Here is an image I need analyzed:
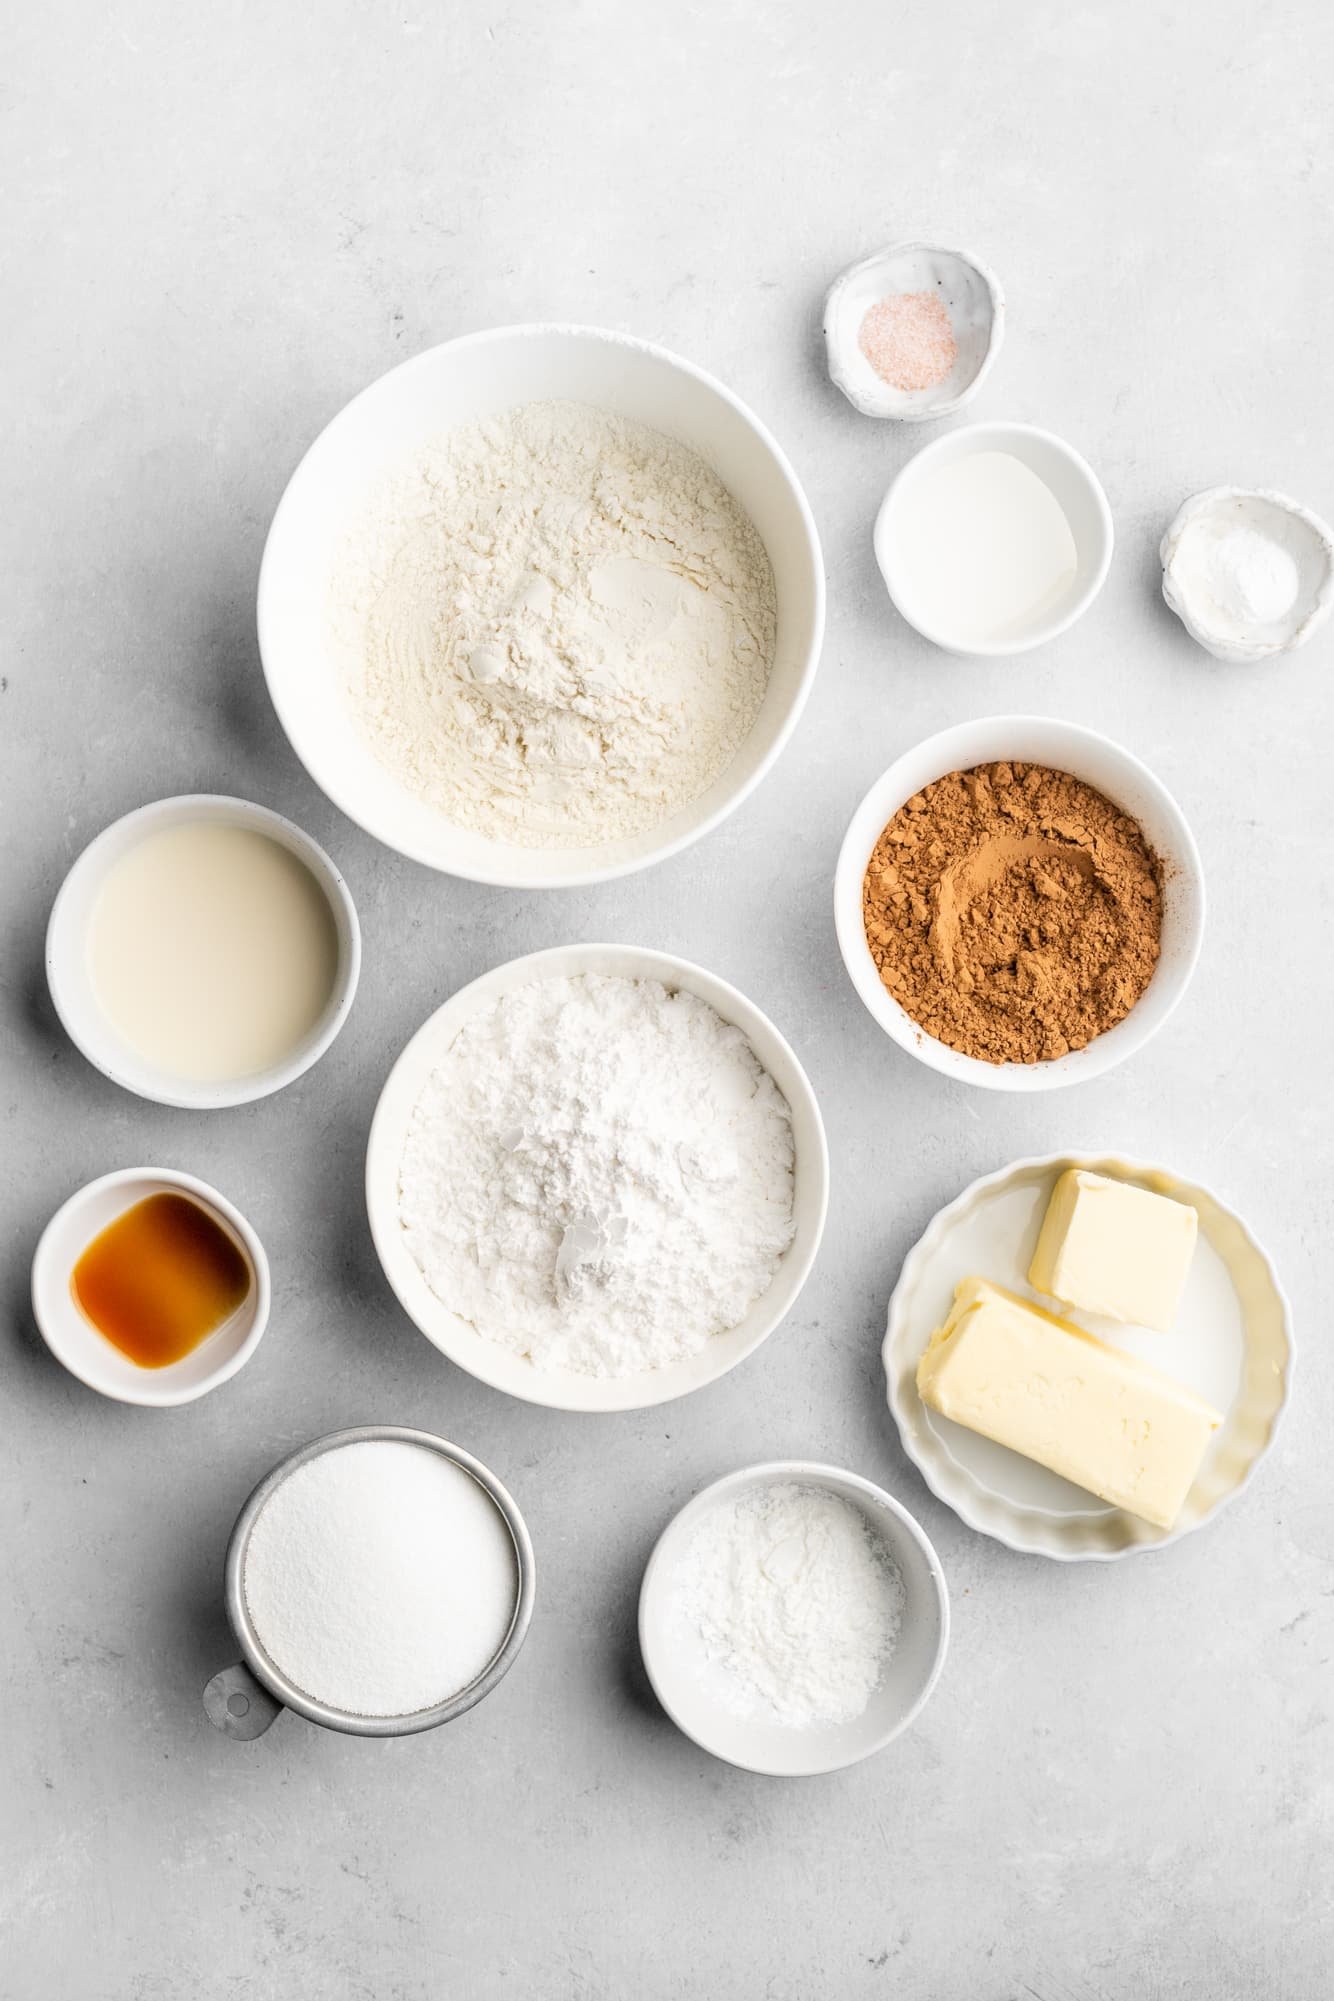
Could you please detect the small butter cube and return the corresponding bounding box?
[1028,1169,1197,1331]
[916,1277,1221,1530]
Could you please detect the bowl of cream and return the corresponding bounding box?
[874,420,1114,656]
[46,794,360,1109]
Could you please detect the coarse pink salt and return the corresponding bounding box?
[858,292,957,393]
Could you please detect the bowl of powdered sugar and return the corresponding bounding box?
[366,944,829,1412]
[639,1462,949,1776]
[258,325,824,886]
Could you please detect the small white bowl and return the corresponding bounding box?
[638,1461,950,1776]
[823,241,1004,421]
[1161,486,1334,662]
[883,1153,1294,1560]
[31,1167,271,1407]
[258,324,825,888]
[366,944,829,1413]
[46,794,361,1110]
[834,716,1206,1092]
[875,421,1113,655]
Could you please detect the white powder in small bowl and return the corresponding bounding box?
[666,1482,904,1728]
[243,1441,518,1718]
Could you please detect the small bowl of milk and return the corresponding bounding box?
[46,794,360,1108]
[875,421,1114,656]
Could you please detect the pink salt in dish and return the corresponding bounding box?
[858,293,957,393]
[823,242,1004,422]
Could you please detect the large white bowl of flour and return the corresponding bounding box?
[366,944,829,1412]
[258,326,825,886]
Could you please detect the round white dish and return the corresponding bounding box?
[46,794,360,1111]
[883,1152,1293,1560]
[365,943,829,1414]
[834,715,1206,1092]
[823,241,1004,421]
[874,421,1113,655]
[257,323,825,888]
[31,1167,271,1407]
[638,1461,949,1776]
[1160,485,1334,662]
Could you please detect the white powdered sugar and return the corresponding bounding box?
[397,974,796,1378]
[668,1483,904,1728]
[334,400,777,848]
[242,1442,518,1719]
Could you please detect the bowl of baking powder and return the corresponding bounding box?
[258,325,824,887]
[638,1461,950,1776]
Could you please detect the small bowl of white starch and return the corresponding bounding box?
[638,1462,949,1776]
[203,1427,535,1739]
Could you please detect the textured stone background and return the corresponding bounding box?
[3,2,1331,1994]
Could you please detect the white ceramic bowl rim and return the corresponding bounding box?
[833,715,1206,1093]
[45,793,361,1110]
[30,1166,272,1407]
[257,322,826,889]
[365,943,830,1412]
[882,1150,1295,1561]
[638,1459,951,1775]
[874,420,1114,656]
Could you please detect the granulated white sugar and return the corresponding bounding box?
[242,1441,518,1718]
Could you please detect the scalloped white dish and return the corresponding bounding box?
[883,1153,1292,1560]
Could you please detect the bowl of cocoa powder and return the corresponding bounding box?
[834,717,1205,1090]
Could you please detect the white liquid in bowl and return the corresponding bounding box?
[894,450,1078,645]
[87,822,340,1082]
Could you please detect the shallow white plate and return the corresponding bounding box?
[366,944,829,1413]
[638,1461,949,1777]
[884,1153,1292,1560]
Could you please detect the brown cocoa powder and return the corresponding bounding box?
[862,761,1163,1064]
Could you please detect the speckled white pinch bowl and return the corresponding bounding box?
[1160,485,1334,662]
[638,1461,950,1776]
[834,716,1206,1092]
[365,944,829,1413]
[258,324,825,888]
[823,241,1004,421]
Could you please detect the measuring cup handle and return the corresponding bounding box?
[204,1662,283,1740]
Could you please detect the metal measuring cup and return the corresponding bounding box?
[204,1425,536,1740]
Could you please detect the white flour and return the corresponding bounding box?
[334,401,777,848]
[397,974,796,1377]
[242,1442,517,1718]
[668,1483,904,1727]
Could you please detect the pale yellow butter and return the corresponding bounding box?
[916,1277,1221,1530]
[1028,1169,1198,1332]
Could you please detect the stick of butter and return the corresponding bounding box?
[1028,1169,1198,1331]
[916,1277,1221,1529]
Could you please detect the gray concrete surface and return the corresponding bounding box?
[3,3,1332,1995]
